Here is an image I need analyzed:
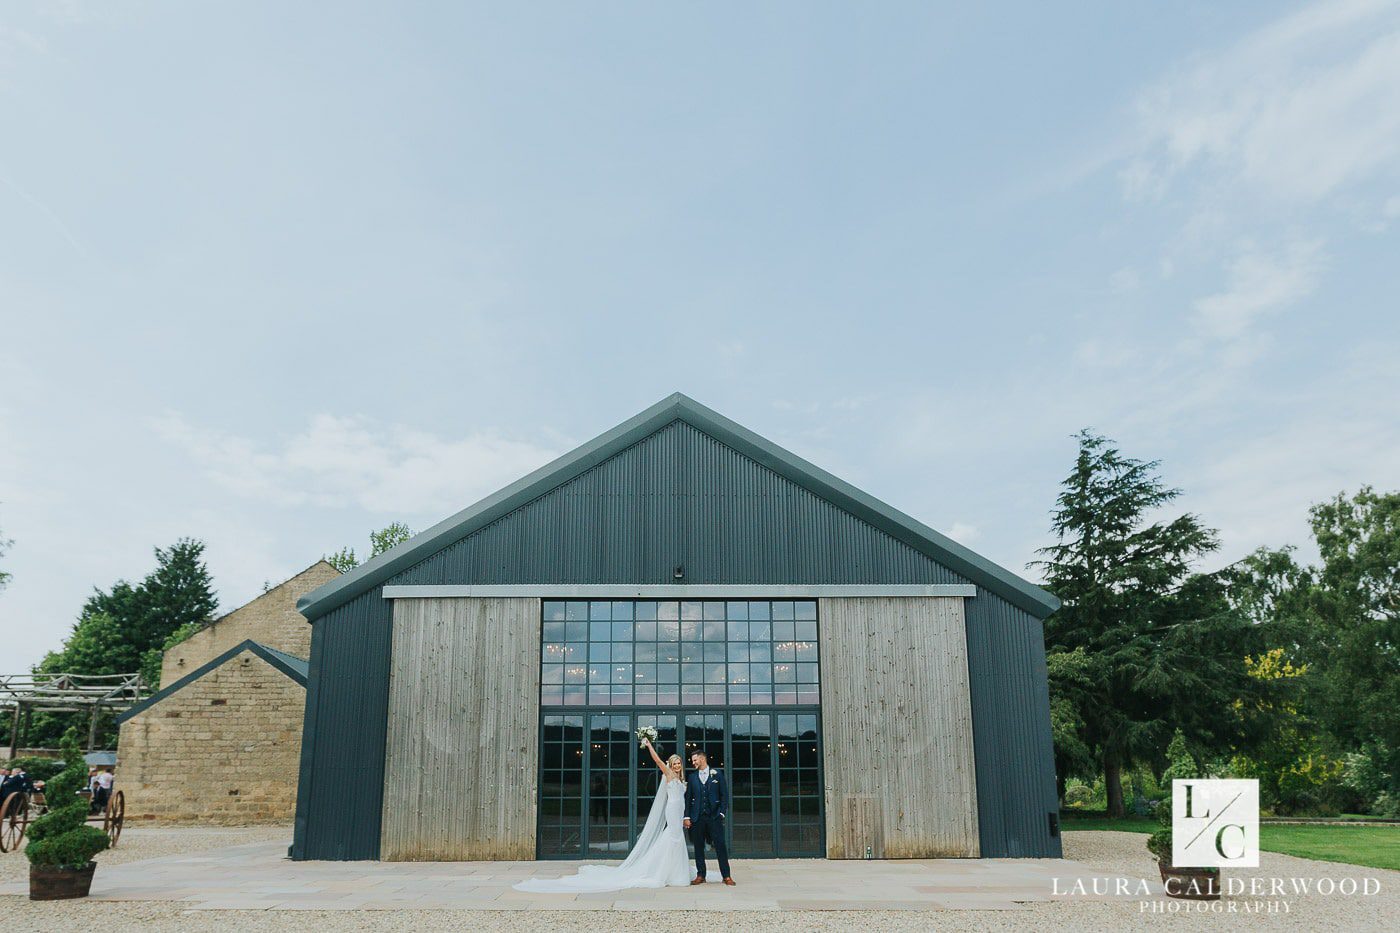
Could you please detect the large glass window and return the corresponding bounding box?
[729,713,774,854]
[538,709,822,858]
[541,599,820,707]
[587,714,632,857]
[776,713,822,854]
[538,715,584,856]
[537,599,823,859]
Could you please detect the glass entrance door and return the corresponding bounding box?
[538,598,823,859]
[728,713,774,855]
[538,708,822,858]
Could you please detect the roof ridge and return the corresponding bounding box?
[116,639,308,724]
[296,393,1059,621]
[201,559,341,629]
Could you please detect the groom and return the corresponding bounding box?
[683,750,735,885]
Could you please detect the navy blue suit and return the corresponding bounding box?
[684,768,731,880]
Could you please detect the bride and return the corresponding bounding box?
[514,737,692,892]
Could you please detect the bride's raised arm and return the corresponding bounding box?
[641,737,668,774]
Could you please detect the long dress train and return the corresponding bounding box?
[514,777,692,892]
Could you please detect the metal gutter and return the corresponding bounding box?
[381,584,978,599]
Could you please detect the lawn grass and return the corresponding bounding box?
[1060,813,1156,833]
[1260,825,1400,872]
[1060,811,1400,871]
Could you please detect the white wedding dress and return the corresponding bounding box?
[514,776,692,892]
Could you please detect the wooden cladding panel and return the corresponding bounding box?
[380,597,540,860]
[819,597,980,858]
[840,794,884,859]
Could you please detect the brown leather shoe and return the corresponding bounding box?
[690,877,706,885]
[723,877,736,886]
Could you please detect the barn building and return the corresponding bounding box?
[292,394,1061,861]
[116,561,339,823]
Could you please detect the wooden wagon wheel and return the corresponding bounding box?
[103,790,125,847]
[0,793,29,853]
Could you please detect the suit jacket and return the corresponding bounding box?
[684,769,728,823]
[0,774,30,798]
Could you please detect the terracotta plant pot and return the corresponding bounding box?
[29,862,97,900]
[1157,859,1221,900]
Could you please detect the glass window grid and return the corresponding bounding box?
[538,708,823,859]
[542,599,819,708]
[538,714,585,856]
[586,714,633,857]
[775,713,822,853]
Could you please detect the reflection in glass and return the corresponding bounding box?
[541,599,819,708]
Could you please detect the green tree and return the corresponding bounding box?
[157,620,204,657]
[1214,499,1400,814]
[324,546,357,574]
[1037,431,1275,816]
[1228,648,1342,814]
[1046,648,1097,804]
[370,521,412,555]
[31,539,217,746]
[41,539,218,674]
[1161,729,1197,783]
[1308,487,1400,800]
[325,522,413,572]
[38,612,127,676]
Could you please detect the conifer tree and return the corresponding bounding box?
[1037,431,1271,816]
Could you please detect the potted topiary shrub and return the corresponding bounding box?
[25,740,110,900]
[1147,797,1221,900]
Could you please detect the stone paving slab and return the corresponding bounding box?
[0,838,1161,911]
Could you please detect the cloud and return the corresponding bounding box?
[1075,337,1138,369]
[151,413,560,516]
[0,169,89,256]
[1076,0,1400,390]
[1192,240,1326,339]
[771,399,820,414]
[1128,0,1400,202]
[832,395,875,412]
[1108,268,1141,293]
[1181,403,1400,563]
[948,522,980,544]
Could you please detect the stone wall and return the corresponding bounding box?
[118,650,305,823]
[161,561,337,688]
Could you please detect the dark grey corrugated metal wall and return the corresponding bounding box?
[292,590,392,860]
[963,590,1062,857]
[293,418,1059,859]
[395,422,967,586]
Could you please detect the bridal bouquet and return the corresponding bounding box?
[636,725,659,746]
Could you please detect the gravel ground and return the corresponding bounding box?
[2,827,1395,931]
[0,824,291,885]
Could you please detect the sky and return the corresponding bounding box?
[2,1,1399,673]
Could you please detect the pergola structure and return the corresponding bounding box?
[2,672,147,759]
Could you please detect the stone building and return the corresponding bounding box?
[160,561,338,687]
[115,561,338,823]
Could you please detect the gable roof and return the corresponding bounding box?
[191,560,339,636]
[116,640,308,724]
[297,393,1060,621]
